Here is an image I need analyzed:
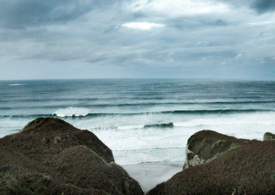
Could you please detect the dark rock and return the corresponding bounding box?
[3,117,114,163]
[148,131,275,195]
[183,130,249,169]
[263,132,275,141]
[0,117,144,195]
[144,122,174,128]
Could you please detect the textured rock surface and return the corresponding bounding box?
[148,131,275,195]
[263,132,275,141]
[0,117,144,195]
[183,130,249,169]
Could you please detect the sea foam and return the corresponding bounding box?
[9,83,25,86]
[54,107,90,117]
[1,79,275,165]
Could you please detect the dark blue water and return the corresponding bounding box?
[1,79,275,164]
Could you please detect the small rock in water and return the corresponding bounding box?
[144,122,174,128]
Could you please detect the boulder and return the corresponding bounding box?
[148,131,275,195]
[263,132,275,141]
[183,130,249,169]
[0,117,144,195]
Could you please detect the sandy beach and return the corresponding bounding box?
[122,162,183,193]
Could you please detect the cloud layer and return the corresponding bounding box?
[252,0,275,14]
[0,0,275,79]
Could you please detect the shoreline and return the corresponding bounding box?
[121,162,183,193]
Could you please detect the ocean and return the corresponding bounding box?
[0,79,275,165]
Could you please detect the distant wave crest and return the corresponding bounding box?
[9,83,25,86]
[0,108,273,119]
[53,107,90,117]
[163,109,273,114]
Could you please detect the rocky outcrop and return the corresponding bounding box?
[144,122,174,128]
[0,117,144,195]
[264,132,275,141]
[183,130,249,169]
[148,131,275,195]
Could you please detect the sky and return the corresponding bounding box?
[0,0,275,80]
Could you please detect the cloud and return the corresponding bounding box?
[251,0,275,14]
[128,0,230,15]
[235,53,243,60]
[0,0,116,29]
[214,0,275,14]
[0,0,275,80]
[122,22,165,30]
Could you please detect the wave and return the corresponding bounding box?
[54,107,90,117]
[201,100,275,105]
[80,109,269,117]
[2,99,275,106]
[161,109,274,114]
[9,84,25,86]
[2,101,275,113]
[84,100,275,107]
[0,108,273,119]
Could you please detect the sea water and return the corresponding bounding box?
[0,79,275,165]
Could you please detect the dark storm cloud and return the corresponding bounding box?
[214,0,275,13]
[0,0,275,80]
[0,0,117,29]
[251,0,275,14]
[166,17,228,30]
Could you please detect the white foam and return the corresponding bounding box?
[175,112,275,140]
[9,84,25,86]
[2,111,274,165]
[54,107,90,117]
[0,117,31,138]
[113,147,185,165]
[79,112,275,164]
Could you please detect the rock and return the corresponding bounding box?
[144,122,174,128]
[183,130,249,169]
[4,117,114,163]
[51,145,143,195]
[264,132,275,141]
[0,117,144,195]
[148,131,275,195]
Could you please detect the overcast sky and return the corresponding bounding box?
[1,0,275,80]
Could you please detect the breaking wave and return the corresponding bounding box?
[53,107,90,117]
[0,108,273,119]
